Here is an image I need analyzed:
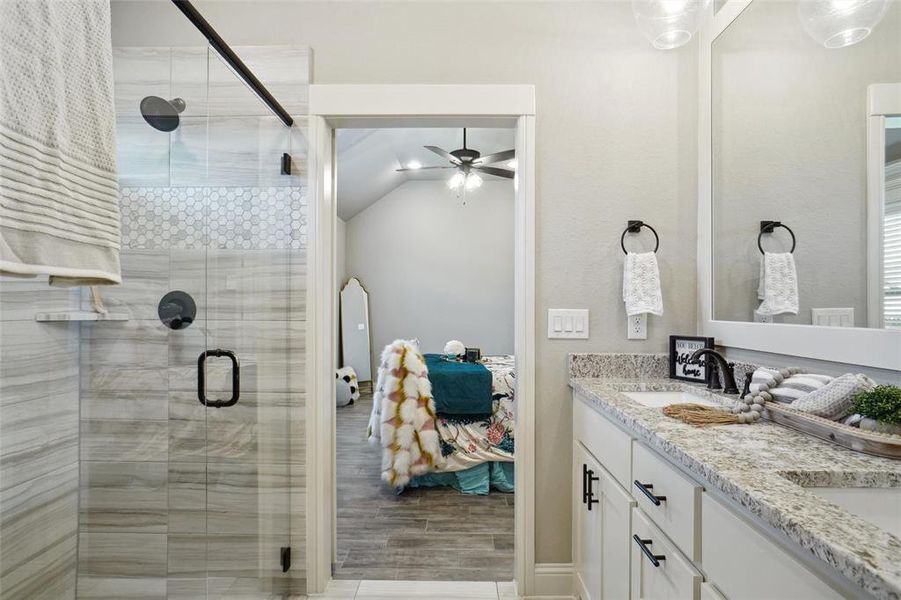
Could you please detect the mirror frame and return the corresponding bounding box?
[697,0,901,370]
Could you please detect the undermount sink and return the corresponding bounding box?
[622,391,722,408]
[805,486,901,539]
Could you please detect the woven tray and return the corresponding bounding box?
[764,401,901,460]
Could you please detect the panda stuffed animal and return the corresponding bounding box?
[336,367,360,407]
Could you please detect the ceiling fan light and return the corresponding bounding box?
[631,0,710,50]
[798,0,889,48]
[406,160,422,170]
[447,171,466,190]
[465,173,483,191]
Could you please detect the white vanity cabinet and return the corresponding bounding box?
[572,393,636,600]
[701,494,846,600]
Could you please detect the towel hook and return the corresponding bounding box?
[621,220,659,254]
[757,221,796,254]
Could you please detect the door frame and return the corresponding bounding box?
[305,84,537,596]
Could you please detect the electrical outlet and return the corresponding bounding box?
[627,314,647,340]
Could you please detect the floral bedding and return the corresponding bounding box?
[433,355,515,473]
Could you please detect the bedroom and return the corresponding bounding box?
[334,127,516,581]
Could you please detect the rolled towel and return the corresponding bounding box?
[756,252,799,316]
[791,373,877,420]
[623,251,663,316]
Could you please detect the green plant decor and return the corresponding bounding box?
[852,385,901,425]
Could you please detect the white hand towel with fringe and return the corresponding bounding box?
[756,252,798,316]
[623,251,663,316]
[0,0,121,286]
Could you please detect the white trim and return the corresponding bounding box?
[529,563,575,599]
[866,84,901,329]
[697,1,901,370]
[305,84,538,596]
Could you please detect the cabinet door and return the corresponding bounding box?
[573,441,603,600]
[600,469,636,600]
[701,494,845,600]
[631,507,701,600]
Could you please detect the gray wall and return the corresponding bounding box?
[0,278,80,599]
[111,0,699,564]
[344,180,515,360]
[712,0,901,326]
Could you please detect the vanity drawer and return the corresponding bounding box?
[573,391,632,488]
[631,442,702,560]
[630,507,702,600]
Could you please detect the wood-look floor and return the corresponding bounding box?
[335,392,514,581]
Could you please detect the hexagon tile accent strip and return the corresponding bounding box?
[119,186,307,250]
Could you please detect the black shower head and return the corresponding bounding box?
[140,96,186,132]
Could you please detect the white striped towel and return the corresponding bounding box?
[0,0,121,286]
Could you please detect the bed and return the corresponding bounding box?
[407,354,515,495]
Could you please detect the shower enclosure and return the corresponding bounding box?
[0,35,309,600]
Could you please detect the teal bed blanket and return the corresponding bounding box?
[424,353,493,417]
[407,462,514,495]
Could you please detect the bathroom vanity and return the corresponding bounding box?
[569,372,901,600]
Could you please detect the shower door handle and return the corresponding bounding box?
[197,349,240,408]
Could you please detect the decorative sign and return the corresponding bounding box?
[669,336,715,383]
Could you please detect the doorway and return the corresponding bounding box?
[305,85,536,596]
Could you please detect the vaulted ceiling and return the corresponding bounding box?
[335,127,515,221]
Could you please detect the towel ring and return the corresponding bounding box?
[621,220,659,254]
[757,221,796,254]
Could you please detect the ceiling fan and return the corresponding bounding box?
[396,128,515,190]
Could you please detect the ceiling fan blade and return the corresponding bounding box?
[424,145,462,165]
[395,166,456,172]
[474,166,515,179]
[473,149,516,166]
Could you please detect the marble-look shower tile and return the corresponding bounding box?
[78,532,167,578]
[80,420,168,462]
[112,47,172,119]
[0,533,77,600]
[167,462,206,534]
[0,390,78,491]
[171,116,261,187]
[204,46,310,118]
[205,463,295,535]
[79,462,167,533]
[76,575,166,599]
[0,275,79,320]
[82,251,169,318]
[170,47,208,120]
[116,118,170,187]
[0,463,78,590]
[81,366,169,394]
[169,534,292,579]
[0,319,79,405]
[80,320,169,368]
[168,391,304,464]
[80,390,168,421]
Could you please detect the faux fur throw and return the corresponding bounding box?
[368,340,443,487]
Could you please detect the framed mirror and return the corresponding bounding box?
[699,0,901,369]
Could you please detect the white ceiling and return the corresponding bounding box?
[335,127,515,220]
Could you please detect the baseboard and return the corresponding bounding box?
[526,563,574,599]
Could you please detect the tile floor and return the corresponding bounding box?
[311,579,518,599]
[335,393,514,581]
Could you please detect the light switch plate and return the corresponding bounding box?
[548,309,589,339]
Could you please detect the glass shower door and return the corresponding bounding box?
[195,45,305,597]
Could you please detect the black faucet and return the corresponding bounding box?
[689,348,739,394]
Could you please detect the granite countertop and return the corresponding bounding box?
[571,376,901,600]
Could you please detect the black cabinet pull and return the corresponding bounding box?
[633,535,665,567]
[634,480,666,506]
[197,349,240,408]
[586,468,600,510]
[581,464,589,505]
